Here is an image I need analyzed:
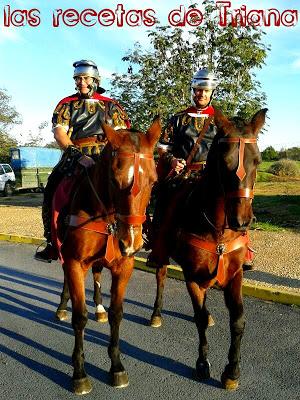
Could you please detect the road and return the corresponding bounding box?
[0,241,299,400]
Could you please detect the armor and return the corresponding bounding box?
[159,105,216,166]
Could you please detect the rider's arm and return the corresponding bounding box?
[160,116,186,173]
[53,126,73,150]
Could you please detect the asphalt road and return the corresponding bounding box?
[0,241,299,400]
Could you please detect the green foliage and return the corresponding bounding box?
[110,0,269,130]
[268,159,299,177]
[261,146,279,161]
[278,147,300,161]
[0,88,20,160]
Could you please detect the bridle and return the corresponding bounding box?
[113,150,155,226]
[68,148,155,263]
[183,135,258,286]
[218,137,257,200]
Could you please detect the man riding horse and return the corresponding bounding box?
[147,67,254,270]
[35,60,130,262]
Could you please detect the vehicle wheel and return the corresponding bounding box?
[4,183,14,197]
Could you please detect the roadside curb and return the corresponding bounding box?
[1,233,299,307]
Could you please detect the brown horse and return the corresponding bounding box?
[57,118,160,394]
[149,108,267,390]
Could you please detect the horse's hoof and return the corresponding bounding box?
[208,314,215,327]
[196,359,211,380]
[73,377,92,395]
[111,371,129,388]
[221,372,239,390]
[55,309,68,321]
[95,311,108,323]
[149,316,162,328]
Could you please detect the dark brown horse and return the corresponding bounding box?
[149,108,267,390]
[56,118,160,394]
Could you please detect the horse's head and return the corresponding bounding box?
[211,108,267,232]
[102,117,161,256]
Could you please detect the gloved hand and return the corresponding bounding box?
[78,155,95,168]
[171,157,186,174]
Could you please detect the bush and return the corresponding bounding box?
[268,159,299,177]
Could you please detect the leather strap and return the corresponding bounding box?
[73,136,106,147]
[116,214,147,225]
[226,188,254,199]
[116,151,154,197]
[186,116,213,166]
[68,215,115,263]
[218,137,257,181]
[184,231,248,286]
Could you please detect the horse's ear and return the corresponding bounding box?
[146,115,161,147]
[251,108,268,136]
[213,108,230,131]
[102,123,123,148]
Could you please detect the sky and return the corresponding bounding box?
[0,0,299,151]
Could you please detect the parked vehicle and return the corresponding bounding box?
[10,147,62,192]
[0,163,16,196]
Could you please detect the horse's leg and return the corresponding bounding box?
[108,259,134,388]
[150,265,168,328]
[55,275,70,321]
[186,280,211,380]
[92,263,108,323]
[221,270,245,390]
[65,260,92,395]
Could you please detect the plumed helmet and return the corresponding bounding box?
[191,68,218,90]
[73,60,105,94]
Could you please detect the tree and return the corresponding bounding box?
[23,121,48,147]
[261,146,279,161]
[278,147,300,161]
[110,0,269,130]
[0,88,21,161]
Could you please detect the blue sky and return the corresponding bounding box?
[0,0,299,150]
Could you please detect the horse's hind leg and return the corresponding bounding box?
[55,276,70,321]
[186,281,211,380]
[65,260,92,395]
[221,270,245,390]
[150,265,168,328]
[92,263,108,323]
[108,259,134,388]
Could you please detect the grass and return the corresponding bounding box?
[253,181,300,233]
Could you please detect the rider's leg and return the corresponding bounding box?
[243,232,254,271]
[35,166,64,262]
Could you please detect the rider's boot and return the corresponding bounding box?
[243,241,255,271]
[35,242,59,263]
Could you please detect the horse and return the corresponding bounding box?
[56,118,160,394]
[148,108,267,390]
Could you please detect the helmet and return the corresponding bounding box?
[73,60,105,95]
[73,60,100,81]
[191,67,217,107]
[191,68,218,90]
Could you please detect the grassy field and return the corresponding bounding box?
[253,179,300,233]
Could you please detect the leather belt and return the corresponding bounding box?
[73,136,106,155]
[186,161,206,172]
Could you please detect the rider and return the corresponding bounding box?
[35,60,130,262]
[147,67,254,270]
[157,67,217,177]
